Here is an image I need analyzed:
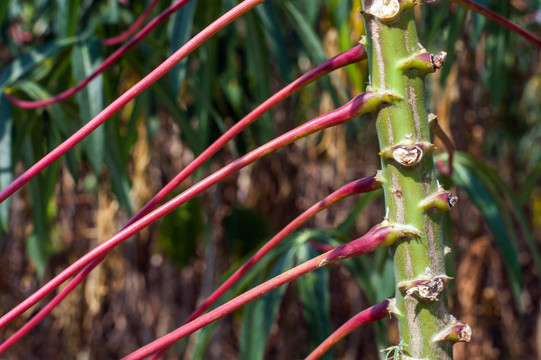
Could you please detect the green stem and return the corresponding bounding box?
[360,1,455,358]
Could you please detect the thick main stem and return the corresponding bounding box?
[361,1,453,359]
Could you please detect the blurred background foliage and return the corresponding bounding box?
[0,0,540,359]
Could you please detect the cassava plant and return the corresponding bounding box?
[0,0,540,359]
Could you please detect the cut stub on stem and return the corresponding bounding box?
[363,0,410,22]
[398,268,453,302]
[379,140,436,167]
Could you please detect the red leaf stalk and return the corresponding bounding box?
[101,0,161,46]
[305,299,391,360]
[5,0,191,109]
[0,91,383,352]
[131,44,366,230]
[122,224,407,360]
[0,45,367,353]
[150,175,379,359]
[309,240,336,253]
[450,0,541,48]
[0,0,264,204]
[185,176,379,323]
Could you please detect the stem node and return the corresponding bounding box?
[378,221,421,247]
[363,0,412,22]
[419,190,458,212]
[432,317,472,343]
[398,268,453,302]
[375,169,386,184]
[397,51,448,77]
[379,140,435,167]
[387,297,403,318]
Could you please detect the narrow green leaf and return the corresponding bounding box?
[167,0,198,95]
[281,0,326,63]
[244,11,273,143]
[0,1,9,27]
[104,124,135,215]
[254,2,292,83]
[106,0,120,24]
[519,161,541,206]
[191,322,218,360]
[425,2,451,48]
[336,190,382,235]
[454,152,541,292]
[124,49,201,154]
[0,94,13,231]
[13,80,81,180]
[12,81,71,136]
[157,198,203,267]
[0,37,80,88]
[280,0,343,106]
[297,243,332,360]
[453,155,523,304]
[23,139,54,278]
[193,46,214,152]
[66,0,82,37]
[303,0,322,26]
[193,233,301,359]
[224,207,274,259]
[239,246,296,360]
[313,232,392,351]
[54,0,81,37]
[488,22,509,106]
[154,79,201,154]
[440,6,467,85]
[71,35,105,174]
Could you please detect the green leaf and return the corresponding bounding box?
[244,11,273,143]
[439,6,467,85]
[0,1,9,27]
[167,0,198,95]
[0,94,13,232]
[453,152,541,297]
[239,245,297,360]
[104,127,135,215]
[453,153,523,305]
[425,2,451,48]
[519,162,541,206]
[0,37,80,88]
[487,20,509,106]
[192,322,218,360]
[12,80,81,180]
[194,230,327,359]
[157,198,203,268]
[297,243,332,360]
[280,0,325,62]
[336,190,382,235]
[23,138,55,278]
[147,76,200,155]
[279,0,343,106]
[53,0,81,37]
[254,2,292,83]
[224,207,274,260]
[309,231,392,351]
[71,35,105,174]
